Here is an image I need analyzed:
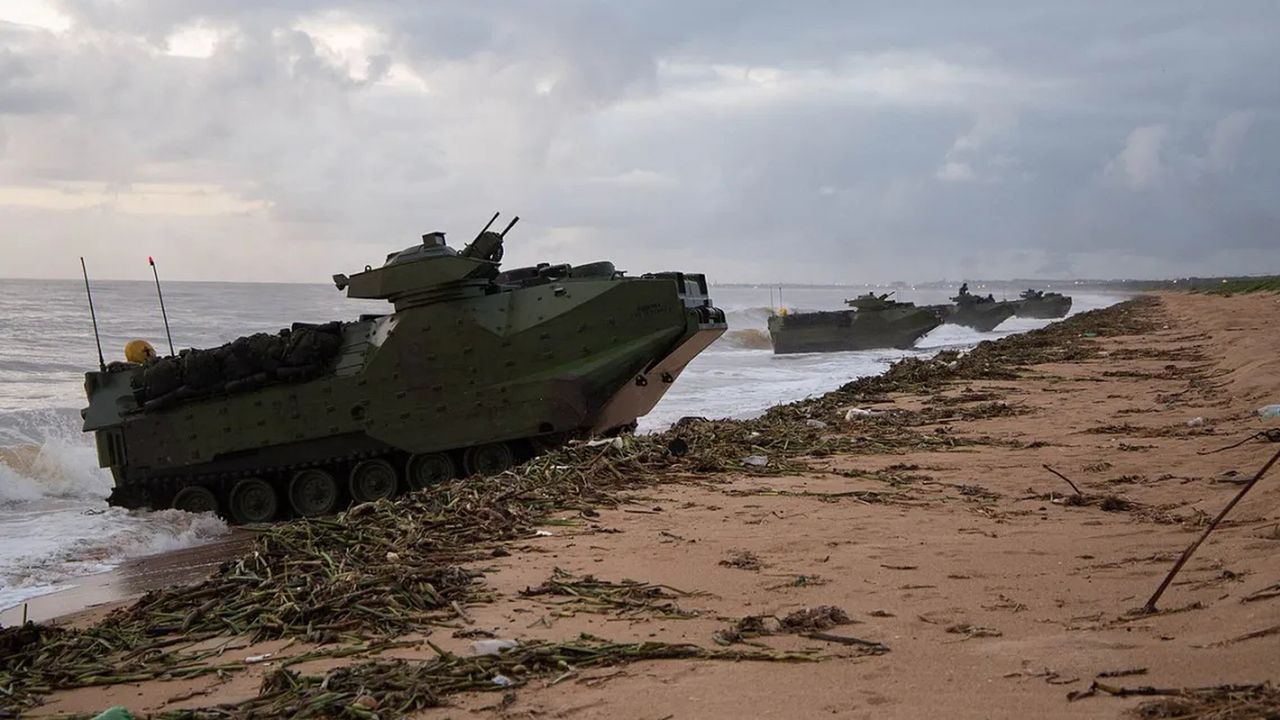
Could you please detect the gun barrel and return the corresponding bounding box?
[499,216,520,237]
[474,211,500,241]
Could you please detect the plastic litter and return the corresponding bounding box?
[1187,416,1206,427]
[92,709,135,720]
[244,653,274,664]
[470,639,519,656]
[1258,404,1280,419]
[491,674,514,687]
[844,408,880,420]
[805,419,828,429]
[741,455,769,467]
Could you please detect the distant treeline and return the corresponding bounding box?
[1105,276,1280,295]
[712,276,1280,294]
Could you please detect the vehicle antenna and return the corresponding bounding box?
[148,256,176,356]
[770,286,775,312]
[80,257,106,371]
[474,211,500,242]
[499,215,520,237]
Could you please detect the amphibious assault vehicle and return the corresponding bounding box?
[767,292,941,354]
[81,217,726,523]
[1014,289,1072,319]
[929,285,1017,332]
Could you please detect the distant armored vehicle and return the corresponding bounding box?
[81,216,726,523]
[767,292,941,354]
[1014,289,1072,319]
[928,284,1017,332]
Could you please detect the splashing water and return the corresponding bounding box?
[0,408,229,610]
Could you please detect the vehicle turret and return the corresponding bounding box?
[333,220,514,310]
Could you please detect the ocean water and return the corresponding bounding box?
[0,277,1124,612]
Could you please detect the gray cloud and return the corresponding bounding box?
[0,1,1277,283]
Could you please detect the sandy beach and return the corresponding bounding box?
[6,290,1280,719]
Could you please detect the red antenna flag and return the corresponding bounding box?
[148,256,155,265]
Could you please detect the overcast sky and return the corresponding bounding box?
[1,1,1276,283]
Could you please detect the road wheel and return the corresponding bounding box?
[172,485,218,515]
[349,458,398,503]
[405,453,455,490]
[288,468,339,517]
[229,478,278,524]
[463,442,514,477]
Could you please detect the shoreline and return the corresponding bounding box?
[4,290,1279,719]
[0,531,251,627]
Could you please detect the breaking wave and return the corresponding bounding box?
[718,328,774,350]
[724,305,776,330]
[0,407,229,611]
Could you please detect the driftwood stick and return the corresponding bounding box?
[802,632,890,652]
[1143,446,1280,613]
[1197,428,1280,456]
[1043,464,1082,495]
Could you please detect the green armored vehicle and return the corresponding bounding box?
[767,292,941,354]
[81,217,726,523]
[928,284,1017,332]
[1014,288,1072,319]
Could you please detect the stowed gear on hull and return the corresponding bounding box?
[82,217,726,523]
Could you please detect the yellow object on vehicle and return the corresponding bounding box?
[124,339,157,363]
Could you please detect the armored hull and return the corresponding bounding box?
[767,305,940,354]
[82,224,726,523]
[1014,293,1072,319]
[932,301,1018,332]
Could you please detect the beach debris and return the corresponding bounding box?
[742,454,770,467]
[802,632,891,653]
[91,708,136,720]
[1187,416,1206,427]
[1242,581,1280,603]
[805,419,829,429]
[844,408,880,420]
[780,606,852,631]
[945,623,1002,639]
[1197,428,1280,455]
[470,639,518,656]
[1258,404,1280,419]
[244,653,274,664]
[1143,446,1280,613]
[173,637,819,718]
[666,437,690,456]
[714,615,778,644]
[1043,464,1083,496]
[520,568,701,618]
[714,606,885,653]
[1095,667,1148,679]
[1068,680,1280,719]
[720,550,763,571]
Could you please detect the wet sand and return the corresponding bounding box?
[0,532,251,627]
[16,291,1280,719]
